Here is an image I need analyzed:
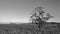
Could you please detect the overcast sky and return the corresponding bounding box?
[0,0,60,24]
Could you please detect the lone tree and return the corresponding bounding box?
[29,7,53,29]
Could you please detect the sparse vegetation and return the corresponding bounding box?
[0,23,60,34]
[0,23,41,34]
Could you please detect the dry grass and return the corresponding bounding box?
[0,22,60,34]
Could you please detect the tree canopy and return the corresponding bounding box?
[29,7,53,29]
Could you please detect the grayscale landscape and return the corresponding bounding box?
[0,0,60,34]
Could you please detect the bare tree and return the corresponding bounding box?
[29,7,53,29]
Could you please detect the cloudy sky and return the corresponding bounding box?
[0,0,60,24]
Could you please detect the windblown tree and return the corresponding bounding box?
[29,7,53,29]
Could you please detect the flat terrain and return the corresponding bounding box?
[0,22,60,34]
[0,23,40,34]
